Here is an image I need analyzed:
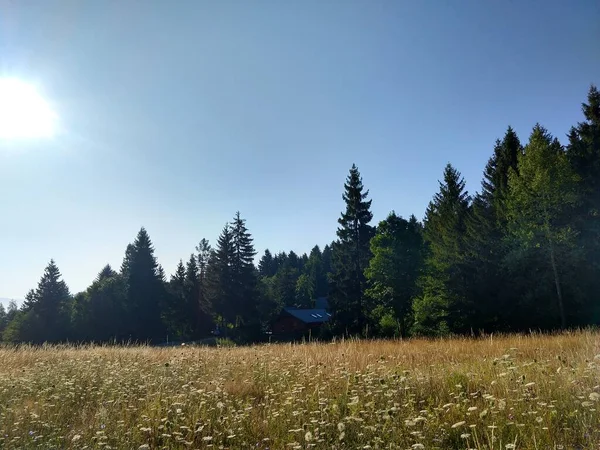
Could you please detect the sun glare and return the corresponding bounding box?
[0,78,58,140]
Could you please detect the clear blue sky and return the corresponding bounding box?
[0,0,598,299]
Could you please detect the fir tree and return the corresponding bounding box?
[17,260,72,343]
[365,213,424,337]
[122,228,166,342]
[230,212,258,330]
[329,164,374,335]
[258,249,277,277]
[466,127,522,331]
[506,125,580,328]
[413,164,472,335]
[205,224,235,327]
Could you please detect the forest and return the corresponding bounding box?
[1,85,598,344]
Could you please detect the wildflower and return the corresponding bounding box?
[525,382,535,388]
[451,421,466,428]
[72,435,82,442]
[411,444,425,449]
[505,445,516,449]
[536,417,543,423]
[339,432,345,441]
[304,431,313,442]
[337,422,345,432]
[467,406,477,412]
[589,392,600,402]
[138,445,150,450]
[461,433,471,439]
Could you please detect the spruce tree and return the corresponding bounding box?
[0,303,7,338]
[467,127,522,331]
[230,212,258,330]
[506,125,580,328]
[96,264,117,283]
[72,266,127,342]
[567,85,600,323]
[122,228,166,342]
[164,260,188,340]
[413,164,472,335]
[195,238,213,331]
[258,249,277,277]
[18,260,73,343]
[329,164,374,335]
[205,224,235,327]
[365,213,424,337]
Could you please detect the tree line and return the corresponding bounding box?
[1,85,598,343]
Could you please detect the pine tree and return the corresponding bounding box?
[567,85,600,323]
[329,164,374,335]
[0,303,7,338]
[96,264,117,283]
[506,125,580,328]
[413,164,472,335]
[258,249,277,277]
[122,228,166,342]
[466,127,522,331]
[185,253,212,337]
[17,260,73,343]
[205,224,235,327]
[164,260,187,340]
[365,213,424,337]
[230,212,258,330]
[195,238,213,331]
[72,266,127,342]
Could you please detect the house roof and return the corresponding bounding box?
[283,307,331,324]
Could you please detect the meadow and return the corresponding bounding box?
[0,331,598,450]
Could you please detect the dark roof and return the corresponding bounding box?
[283,307,331,324]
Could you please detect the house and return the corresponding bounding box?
[271,297,331,337]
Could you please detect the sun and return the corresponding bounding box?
[0,78,58,140]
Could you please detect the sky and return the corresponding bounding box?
[0,0,598,300]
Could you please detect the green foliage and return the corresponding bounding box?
[71,268,128,342]
[120,228,167,343]
[505,125,580,328]
[365,212,423,337]
[413,164,472,335]
[329,164,374,335]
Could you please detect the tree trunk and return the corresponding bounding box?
[548,239,566,328]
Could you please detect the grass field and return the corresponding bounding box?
[0,331,598,449]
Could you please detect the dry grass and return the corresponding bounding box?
[0,331,598,449]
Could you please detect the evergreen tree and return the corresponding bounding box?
[205,224,235,327]
[72,266,127,342]
[567,85,600,323]
[466,127,522,330]
[413,164,472,335]
[230,212,258,331]
[258,249,277,277]
[506,125,580,328]
[365,213,424,337]
[184,253,212,337]
[294,273,314,308]
[329,164,374,335]
[164,260,188,340]
[10,260,72,343]
[195,238,213,331]
[0,303,6,337]
[96,264,117,283]
[121,228,166,342]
